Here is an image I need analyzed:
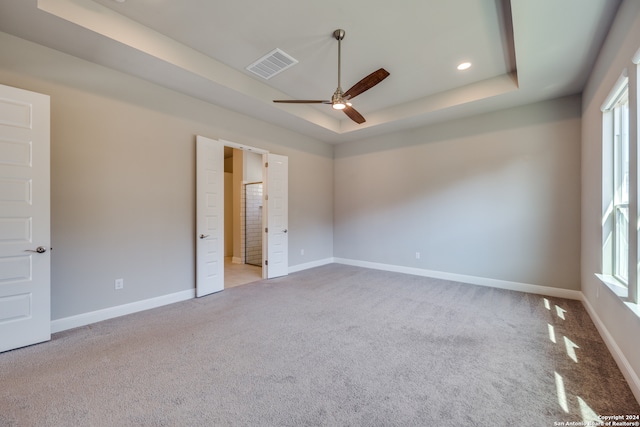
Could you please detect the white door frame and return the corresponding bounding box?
[219,139,269,279]
[197,137,289,290]
[218,139,289,280]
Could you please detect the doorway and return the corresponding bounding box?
[196,136,288,297]
[223,146,263,288]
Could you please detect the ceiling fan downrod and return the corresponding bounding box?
[332,29,347,109]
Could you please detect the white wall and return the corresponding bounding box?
[581,0,640,399]
[334,96,582,290]
[0,32,334,321]
[244,151,263,183]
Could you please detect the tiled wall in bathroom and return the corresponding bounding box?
[245,183,263,266]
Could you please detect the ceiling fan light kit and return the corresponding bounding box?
[273,29,389,124]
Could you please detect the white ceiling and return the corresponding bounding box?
[0,0,621,143]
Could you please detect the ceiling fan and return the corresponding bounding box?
[273,29,390,124]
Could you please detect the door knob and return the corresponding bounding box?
[283,229,288,233]
[199,234,210,239]
[25,246,47,254]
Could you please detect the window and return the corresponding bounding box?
[602,76,629,287]
[612,87,630,284]
[599,53,640,307]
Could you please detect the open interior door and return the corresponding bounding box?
[196,136,224,297]
[0,84,51,352]
[266,153,288,279]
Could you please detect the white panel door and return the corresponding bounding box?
[0,84,50,353]
[266,153,288,279]
[196,135,224,297]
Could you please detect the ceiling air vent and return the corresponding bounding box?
[246,48,298,80]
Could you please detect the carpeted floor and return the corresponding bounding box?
[1,264,638,426]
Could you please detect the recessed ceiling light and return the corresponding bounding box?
[114,0,126,3]
[457,62,472,71]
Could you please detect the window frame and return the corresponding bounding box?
[611,87,630,285]
[600,72,630,295]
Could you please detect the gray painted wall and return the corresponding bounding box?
[0,32,334,320]
[334,96,582,290]
[581,0,640,396]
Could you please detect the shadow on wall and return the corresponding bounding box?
[334,95,582,158]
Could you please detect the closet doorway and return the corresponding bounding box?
[224,146,264,288]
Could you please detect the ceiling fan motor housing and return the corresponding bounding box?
[331,88,347,109]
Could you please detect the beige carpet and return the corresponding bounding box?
[1,264,638,426]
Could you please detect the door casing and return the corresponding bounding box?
[196,137,288,297]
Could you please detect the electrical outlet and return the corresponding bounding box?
[415,252,421,260]
[115,278,124,290]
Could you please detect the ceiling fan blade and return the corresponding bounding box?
[343,68,390,100]
[273,100,329,104]
[343,105,366,124]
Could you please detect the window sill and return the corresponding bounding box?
[595,274,640,319]
[595,274,629,298]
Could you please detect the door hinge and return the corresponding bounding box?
[265,227,268,233]
[265,194,269,201]
[265,260,268,266]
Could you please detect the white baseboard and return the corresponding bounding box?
[51,289,195,333]
[50,256,335,333]
[581,295,640,404]
[288,257,335,274]
[333,258,582,300]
